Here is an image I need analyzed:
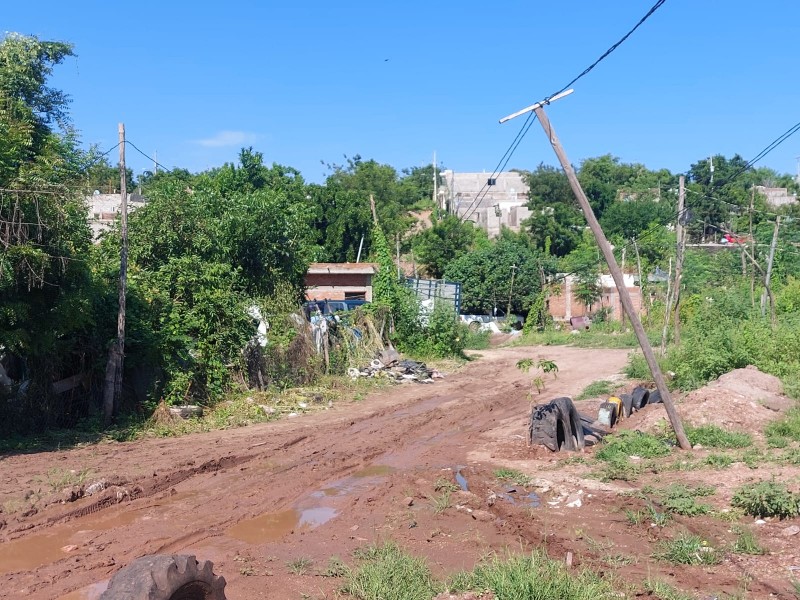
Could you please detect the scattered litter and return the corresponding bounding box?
[348,356,437,384]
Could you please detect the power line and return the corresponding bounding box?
[460,0,669,225]
[125,140,172,173]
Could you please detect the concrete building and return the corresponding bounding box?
[756,186,797,208]
[440,170,531,237]
[87,193,147,240]
[548,274,643,324]
[304,263,379,301]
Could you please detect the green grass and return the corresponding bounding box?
[433,477,460,493]
[654,483,715,517]
[448,550,618,599]
[576,380,620,401]
[731,480,800,519]
[731,525,766,555]
[596,430,672,462]
[644,579,695,600]
[704,453,735,468]
[287,557,314,575]
[431,490,452,514]
[494,468,532,486]
[654,533,721,565]
[343,542,441,600]
[765,407,800,442]
[685,424,752,449]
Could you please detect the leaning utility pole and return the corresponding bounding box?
[500,91,691,450]
[102,124,128,425]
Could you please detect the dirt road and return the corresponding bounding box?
[5,344,787,600]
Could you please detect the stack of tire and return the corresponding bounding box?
[598,385,662,428]
[528,397,585,452]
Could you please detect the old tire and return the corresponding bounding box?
[529,403,560,452]
[648,389,663,404]
[620,393,634,418]
[631,386,650,410]
[99,554,226,600]
[551,397,585,451]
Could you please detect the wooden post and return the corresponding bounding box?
[749,185,755,307]
[761,217,780,319]
[532,105,691,450]
[673,175,685,344]
[102,123,128,425]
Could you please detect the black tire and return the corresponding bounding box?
[551,397,585,451]
[648,389,663,404]
[468,320,481,332]
[529,403,560,452]
[631,386,650,410]
[99,554,226,600]
[620,393,634,418]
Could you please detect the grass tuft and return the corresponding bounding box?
[575,380,620,401]
[654,533,721,565]
[343,542,441,600]
[731,480,800,519]
[494,468,532,486]
[765,407,800,442]
[731,525,766,555]
[685,424,752,449]
[448,549,617,599]
[596,430,672,462]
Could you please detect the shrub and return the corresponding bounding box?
[731,480,799,519]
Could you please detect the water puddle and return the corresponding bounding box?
[498,487,541,508]
[57,581,108,600]
[0,509,141,575]
[226,509,299,544]
[455,469,469,491]
[298,506,337,528]
[353,465,395,478]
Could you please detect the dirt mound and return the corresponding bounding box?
[634,366,792,434]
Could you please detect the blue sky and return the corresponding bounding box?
[5,1,800,183]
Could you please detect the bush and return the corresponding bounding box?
[731,480,799,519]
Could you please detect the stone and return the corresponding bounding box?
[404,496,414,507]
[782,525,800,537]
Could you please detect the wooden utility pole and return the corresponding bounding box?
[673,175,686,344]
[505,98,690,450]
[761,216,781,318]
[102,124,128,425]
[749,185,755,307]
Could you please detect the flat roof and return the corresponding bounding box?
[307,262,379,275]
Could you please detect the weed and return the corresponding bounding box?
[447,549,617,599]
[731,525,766,555]
[592,456,642,482]
[343,542,441,599]
[603,553,635,567]
[323,556,349,578]
[731,480,800,519]
[287,557,314,575]
[42,467,92,492]
[686,424,752,449]
[644,579,695,600]
[704,453,735,468]
[767,435,789,449]
[765,407,800,442]
[576,380,618,401]
[624,508,645,525]
[739,447,765,469]
[537,359,559,378]
[654,533,721,565]
[494,468,532,486]
[596,430,672,463]
[433,477,459,493]
[648,505,671,527]
[656,483,715,516]
[431,490,452,514]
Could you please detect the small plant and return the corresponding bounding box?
[516,358,558,397]
[593,455,642,482]
[685,424,752,449]
[42,467,92,492]
[644,579,695,600]
[731,525,766,555]
[624,508,645,525]
[765,407,800,442]
[648,504,671,527]
[287,557,314,575]
[433,477,460,493]
[494,468,531,486]
[656,483,715,517]
[531,375,546,394]
[431,490,452,514]
[731,480,800,519]
[537,359,559,378]
[654,533,720,565]
[343,542,441,599]
[575,380,616,401]
[704,453,735,468]
[323,556,349,578]
[596,430,672,462]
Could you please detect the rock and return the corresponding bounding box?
[782,525,800,537]
[755,519,767,525]
[60,544,79,553]
[471,509,494,522]
[565,490,584,508]
[350,525,359,531]
[452,490,480,508]
[260,405,276,415]
[486,491,497,507]
[404,496,414,507]
[287,412,298,418]
[298,402,308,409]
[85,480,107,496]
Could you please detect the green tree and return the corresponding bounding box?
[412,215,478,278]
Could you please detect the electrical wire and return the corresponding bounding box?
[459,0,669,225]
[125,140,172,173]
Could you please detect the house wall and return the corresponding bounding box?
[305,273,373,301]
[547,275,643,323]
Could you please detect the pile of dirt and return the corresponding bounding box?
[634,366,793,434]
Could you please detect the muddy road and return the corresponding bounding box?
[0,345,705,599]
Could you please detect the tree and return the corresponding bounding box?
[524,164,584,256]
[412,215,478,278]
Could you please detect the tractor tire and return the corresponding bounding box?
[620,393,634,418]
[99,554,226,600]
[529,403,560,452]
[631,386,650,410]
[648,389,663,404]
